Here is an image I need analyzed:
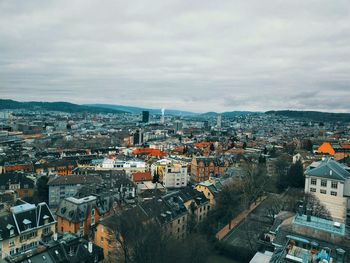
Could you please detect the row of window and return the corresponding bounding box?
[19,231,38,242]
[310,188,337,196]
[310,179,338,189]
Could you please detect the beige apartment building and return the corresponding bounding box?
[304,157,350,223]
[0,202,56,260]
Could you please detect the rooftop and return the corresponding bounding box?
[293,215,345,236]
[65,196,97,204]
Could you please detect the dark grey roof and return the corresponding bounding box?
[48,175,102,186]
[56,195,112,223]
[0,173,35,189]
[0,202,55,240]
[16,235,104,263]
[305,158,350,181]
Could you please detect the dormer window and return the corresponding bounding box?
[7,224,15,236]
[43,215,50,225]
[23,219,32,230]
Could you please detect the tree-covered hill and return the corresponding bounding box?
[0,99,126,114]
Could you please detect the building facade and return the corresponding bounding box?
[0,202,56,260]
[304,158,350,223]
[151,158,189,188]
[48,175,102,207]
[190,156,233,183]
[56,195,113,238]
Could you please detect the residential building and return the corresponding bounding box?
[48,175,102,207]
[96,158,146,176]
[0,202,56,260]
[131,171,152,184]
[195,179,222,206]
[316,142,350,161]
[0,173,35,199]
[190,156,233,183]
[95,193,188,260]
[304,157,350,223]
[5,233,104,263]
[177,187,211,223]
[151,158,189,188]
[34,159,77,175]
[265,211,349,262]
[56,195,113,238]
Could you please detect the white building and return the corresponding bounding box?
[97,158,146,176]
[151,158,189,189]
[304,157,350,223]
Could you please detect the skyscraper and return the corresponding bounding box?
[142,111,150,123]
[160,108,165,124]
[217,114,222,128]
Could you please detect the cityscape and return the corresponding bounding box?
[1,1,350,263]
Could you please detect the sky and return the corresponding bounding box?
[0,0,350,113]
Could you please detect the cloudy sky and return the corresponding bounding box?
[1,0,349,113]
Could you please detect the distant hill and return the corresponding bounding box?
[200,111,257,118]
[88,104,198,116]
[266,110,350,122]
[0,99,126,114]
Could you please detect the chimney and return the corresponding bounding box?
[306,208,312,222]
[336,248,345,263]
[88,241,93,253]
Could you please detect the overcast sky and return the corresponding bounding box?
[1,0,349,113]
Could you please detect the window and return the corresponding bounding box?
[310,188,316,193]
[9,239,15,247]
[311,179,317,185]
[91,209,95,216]
[331,191,337,196]
[43,227,51,235]
[321,180,327,187]
[320,189,327,194]
[331,181,338,189]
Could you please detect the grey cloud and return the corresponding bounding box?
[0,0,349,112]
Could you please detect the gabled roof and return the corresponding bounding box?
[0,202,55,240]
[305,158,350,181]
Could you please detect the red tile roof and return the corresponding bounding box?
[132,148,167,157]
[132,172,152,182]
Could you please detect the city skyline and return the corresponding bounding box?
[1,0,350,112]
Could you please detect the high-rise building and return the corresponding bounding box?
[160,108,165,124]
[217,114,222,128]
[174,121,183,132]
[142,111,150,123]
